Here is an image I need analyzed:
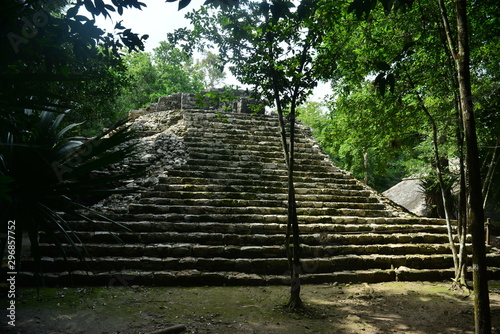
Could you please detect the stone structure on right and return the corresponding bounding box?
[382,177,427,216]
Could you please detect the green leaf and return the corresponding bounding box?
[75,15,90,22]
[348,0,377,19]
[178,0,191,10]
[66,5,79,18]
[0,110,142,286]
[84,0,96,14]
[374,61,391,71]
[259,1,270,15]
[380,0,394,15]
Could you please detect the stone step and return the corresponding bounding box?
[5,269,431,286]
[184,110,281,124]
[140,192,379,204]
[79,210,448,226]
[184,142,326,155]
[183,117,300,131]
[138,197,380,208]
[37,242,460,259]
[153,182,286,194]
[144,189,376,201]
[17,266,500,287]
[168,164,355,179]
[185,127,310,140]
[149,187,370,201]
[128,201,388,215]
[59,219,450,234]
[126,204,394,218]
[187,150,330,162]
[184,137,313,148]
[40,230,455,246]
[157,175,359,187]
[153,178,364,193]
[183,120,283,131]
[187,151,282,163]
[184,118,282,131]
[184,148,327,163]
[185,122,284,134]
[22,253,464,275]
[186,127,312,138]
[162,171,359,188]
[182,157,336,171]
[185,129,284,140]
[184,145,320,159]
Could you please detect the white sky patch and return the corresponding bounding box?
[87,0,200,53]
[84,0,330,100]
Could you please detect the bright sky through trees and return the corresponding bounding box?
[90,0,201,53]
[87,0,329,101]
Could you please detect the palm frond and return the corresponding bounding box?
[1,109,143,285]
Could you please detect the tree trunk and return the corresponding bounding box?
[407,71,459,278]
[455,0,491,332]
[363,151,368,185]
[482,136,499,208]
[274,89,302,309]
[265,23,302,310]
[456,94,469,287]
[287,103,303,309]
[437,0,491,331]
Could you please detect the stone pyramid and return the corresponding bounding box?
[22,93,500,286]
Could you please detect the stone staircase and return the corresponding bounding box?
[21,109,500,286]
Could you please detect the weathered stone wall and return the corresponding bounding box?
[94,109,188,213]
[129,89,264,121]
[156,90,264,113]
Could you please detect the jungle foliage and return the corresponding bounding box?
[296,0,500,211]
[114,43,227,114]
[1,0,149,284]
[114,41,205,113]
[0,111,141,285]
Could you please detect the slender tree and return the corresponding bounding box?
[173,0,323,308]
[437,0,491,331]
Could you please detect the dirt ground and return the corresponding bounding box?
[1,281,500,334]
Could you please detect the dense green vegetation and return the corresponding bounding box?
[115,41,205,113]
[293,0,500,206]
[0,0,150,285]
[114,43,227,114]
[0,0,151,134]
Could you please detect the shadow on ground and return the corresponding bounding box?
[1,281,500,334]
